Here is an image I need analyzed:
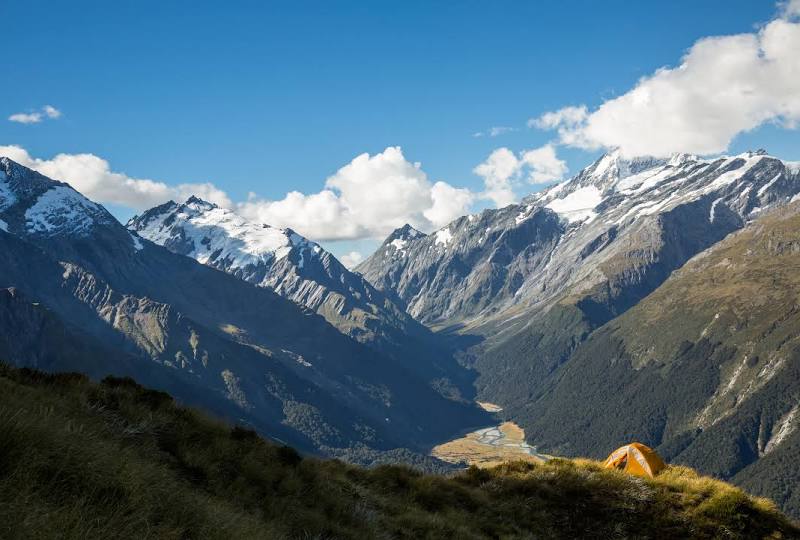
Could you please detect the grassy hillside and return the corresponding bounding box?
[0,364,796,539]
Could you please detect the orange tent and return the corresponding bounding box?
[603,442,666,478]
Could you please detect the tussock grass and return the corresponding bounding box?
[0,364,796,539]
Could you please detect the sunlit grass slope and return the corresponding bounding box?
[0,363,796,539]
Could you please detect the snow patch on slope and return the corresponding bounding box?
[435,228,453,246]
[704,154,765,192]
[709,198,724,223]
[616,165,690,194]
[757,173,782,197]
[390,238,407,251]
[25,186,104,236]
[546,186,601,223]
[515,206,533,224]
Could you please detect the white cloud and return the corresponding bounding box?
[473,126,517,138]
[473,144,567,206]
[8,105,62,124]
[521,144,568,184]
[238,189,357,239]
[425,181,475,226]
[9,112,43,124]
[2,144,537,244]
[0,145,232,210]
[43,105,62,119]
[237,147,474,241]
[529,106,588,130]
[339,251,364,268]
[532,16,800,157]
[473,148,519,207]
[0,145,474,242]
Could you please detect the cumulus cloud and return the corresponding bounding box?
[473,144,567,206]
[0,144,476,242]
[473,148,520,207]
[8,105,62,124]
[3,143,548,243]
[0,145,232,210]
[339,251,364,268]
[521,145,569,184]
[237,147,474,241]
[425,181,475,227]
[532,15,800,157]
[238,190,356,239]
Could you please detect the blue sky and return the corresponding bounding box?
[2,1,799,262]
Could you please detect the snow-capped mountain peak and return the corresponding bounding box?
[358,148,800,326]
[129,197,431,346]
[184,195,217,212]
[128,197,322,272]
[580,149,668,189]
[0,157,115,238]
[522,149,791,227]
[378,224,427,258]
[667,152,698,167]
[385,224,426,244]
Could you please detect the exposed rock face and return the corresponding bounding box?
[0,157,487,459]
[358,207,564,325]
[359,150,799,335]
[358,151,800,401]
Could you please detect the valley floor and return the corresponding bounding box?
[432,402,550,467]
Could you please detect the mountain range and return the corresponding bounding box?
[356,148,800,516]
[2,147,800,519]
[126,196,475,400]
[0,156,487,466]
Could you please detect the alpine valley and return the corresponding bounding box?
[356,149,800,518]
[3,146,800,522]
